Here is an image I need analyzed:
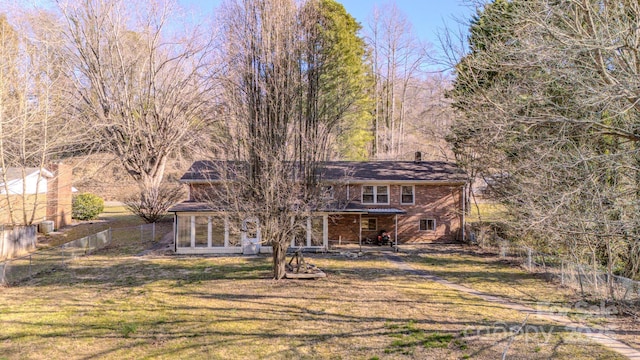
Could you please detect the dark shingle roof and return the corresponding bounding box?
[167,201,223,212]
[180,161,243,182]
[318,161,467,183]
[180,160,467,184]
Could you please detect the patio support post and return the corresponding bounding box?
[173,214,177,252]
[224,216,229,247]
[359,214,362,252]
[394,214,398,248]
[306,217,312,247]
[290,216,295,247]
[190,215,195,248]
[207,216,212,248]
[323,214,328,249]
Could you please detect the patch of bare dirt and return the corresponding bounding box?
[137,230,174,256]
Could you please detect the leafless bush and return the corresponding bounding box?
[124,185,184,223]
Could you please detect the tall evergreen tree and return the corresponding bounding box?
[301,0,372,160]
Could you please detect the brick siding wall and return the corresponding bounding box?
[327,215,360,243]
[189,182,464,244]
[329,183,463,243]
[46,163,73,229]
[189,183,222,202]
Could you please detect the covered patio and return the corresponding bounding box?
[326,206,406,248]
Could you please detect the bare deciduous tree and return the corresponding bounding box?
[57,0,217,221]
[215,0,310,280]
[365,2,431,160]
[448,0,640,285]
[0,9,80,225]
[214,0,364,279]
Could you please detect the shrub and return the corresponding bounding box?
[72,193,104,220]
[124,185,184,223]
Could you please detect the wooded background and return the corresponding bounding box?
[2,0,639,283]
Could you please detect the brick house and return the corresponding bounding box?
[169,156,468,254]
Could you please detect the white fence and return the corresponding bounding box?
[0,225,37,259]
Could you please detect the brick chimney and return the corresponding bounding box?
[46,163,73,229]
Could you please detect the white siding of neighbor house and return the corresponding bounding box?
[0,172,49,195]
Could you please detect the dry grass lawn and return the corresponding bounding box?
[1,206,634,359]
[0,245,631,359]
[37,205,163,250]
[403,245,640,354]
[467,202,508,223]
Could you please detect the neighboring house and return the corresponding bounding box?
[0,167,54,195]
[169,154,468,255]
[0,164,73,229]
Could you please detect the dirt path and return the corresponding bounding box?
[385,253,640,360]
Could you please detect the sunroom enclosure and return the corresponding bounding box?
[174,213,329,254]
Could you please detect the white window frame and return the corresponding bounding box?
[400,185,415,205]
[419,218,436,231]
[289,215,329,248]
[361,217,377,231]
[176,214,231,249]
[362,185,390,205]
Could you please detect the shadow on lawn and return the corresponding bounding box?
[1,288,596,360]
[4,247,638,359]
[17,247,547,291]
[401,251,572,304]
[17,250,417,288]
[4,288,627,360]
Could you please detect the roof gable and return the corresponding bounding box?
[0,167,53,195]
[1,167,53,182]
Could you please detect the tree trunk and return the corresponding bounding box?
[592,249,598,293]
[606,239,615,300]
[272,239,288,280]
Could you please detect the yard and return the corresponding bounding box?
[36,204,157,250]
[1,241,635,359]
[1,205,637,359]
